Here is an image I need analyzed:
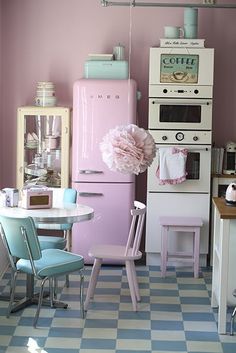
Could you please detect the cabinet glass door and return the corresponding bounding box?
[17,107,70,189]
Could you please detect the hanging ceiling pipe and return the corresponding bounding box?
[101,0,236,8]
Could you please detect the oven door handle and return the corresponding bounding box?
[156,145,211,152]
[151,99,212,106]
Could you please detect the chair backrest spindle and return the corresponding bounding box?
[125,201,146,257]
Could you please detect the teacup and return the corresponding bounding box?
[164,26,184,39]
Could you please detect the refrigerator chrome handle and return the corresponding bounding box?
[78,192,104,197]
[79,169,104,174]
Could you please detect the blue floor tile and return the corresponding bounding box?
[182,312,215,321]
[49,327,83,338]
[152,340,187,351]
[150,303,182,312]
[10,336,46,347]
[118,310,150,320]
[151,320,184,331]
[180,296,211,305]
[117,328,151,339]
[222,342,236,353]
[84,319,118,328]
[80,338,116,349]
[150,289,179,296]
[185,331,220,341]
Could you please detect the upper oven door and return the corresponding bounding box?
[149,98,212,130]
[147,144,211,193]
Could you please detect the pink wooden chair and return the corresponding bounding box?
[84,201,146,312]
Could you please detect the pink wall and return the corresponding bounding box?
[1,1,236,198]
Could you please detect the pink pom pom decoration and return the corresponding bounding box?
[100,124,156,175]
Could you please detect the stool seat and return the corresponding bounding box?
[160,216,203,278]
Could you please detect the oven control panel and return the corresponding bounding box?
[149,84,213,99]
[149,129,212,145]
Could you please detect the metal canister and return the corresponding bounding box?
[113,44,125,61]
[2,188,19,207]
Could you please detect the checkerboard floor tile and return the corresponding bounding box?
[1,266,236,353]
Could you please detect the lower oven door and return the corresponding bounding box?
[148,144,211,193]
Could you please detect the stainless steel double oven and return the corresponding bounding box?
[146,47,214,266]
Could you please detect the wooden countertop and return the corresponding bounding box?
[213,197,236,219]
[212,174,236,179]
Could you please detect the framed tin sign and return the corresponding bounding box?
[160,54,199,84]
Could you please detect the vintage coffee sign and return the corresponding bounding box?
[160,54,199,83]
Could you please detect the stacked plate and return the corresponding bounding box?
[25,132,38,149]
[35,81,57,107]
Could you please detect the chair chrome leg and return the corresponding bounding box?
[34,277,47,328]
[49,277,54,307]
[230,306,236,335]
[7,270,18,318]
[84,258,102,310]
[65,274,70,288]
[64,230,70,288]
[80,272,84,318]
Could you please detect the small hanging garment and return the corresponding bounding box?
[156,147,188,185]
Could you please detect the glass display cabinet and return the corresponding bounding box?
[16,106,70,189]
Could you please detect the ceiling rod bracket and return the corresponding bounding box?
[101,0,108,6]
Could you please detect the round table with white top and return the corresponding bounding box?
[0,202,94,224]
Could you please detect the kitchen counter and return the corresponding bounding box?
[211,197,236,334]
[213,197,236,219]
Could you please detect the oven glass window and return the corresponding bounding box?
[160,105,201,123]
[186,152,200,180]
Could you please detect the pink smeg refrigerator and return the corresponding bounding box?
[72,79,137,263]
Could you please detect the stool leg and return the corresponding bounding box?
[161,226,168,277]
[193,227,200,278]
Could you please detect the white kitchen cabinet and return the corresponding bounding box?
[210,174,236,265]
[16,106,70,189]
[211,197,236,334]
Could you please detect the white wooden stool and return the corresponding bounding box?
[159,216,203,278]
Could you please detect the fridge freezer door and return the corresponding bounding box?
[72,182,135,264]
[72,79,137,183]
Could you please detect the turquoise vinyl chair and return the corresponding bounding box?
[36,188,77,287]
[0,214,84,328]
